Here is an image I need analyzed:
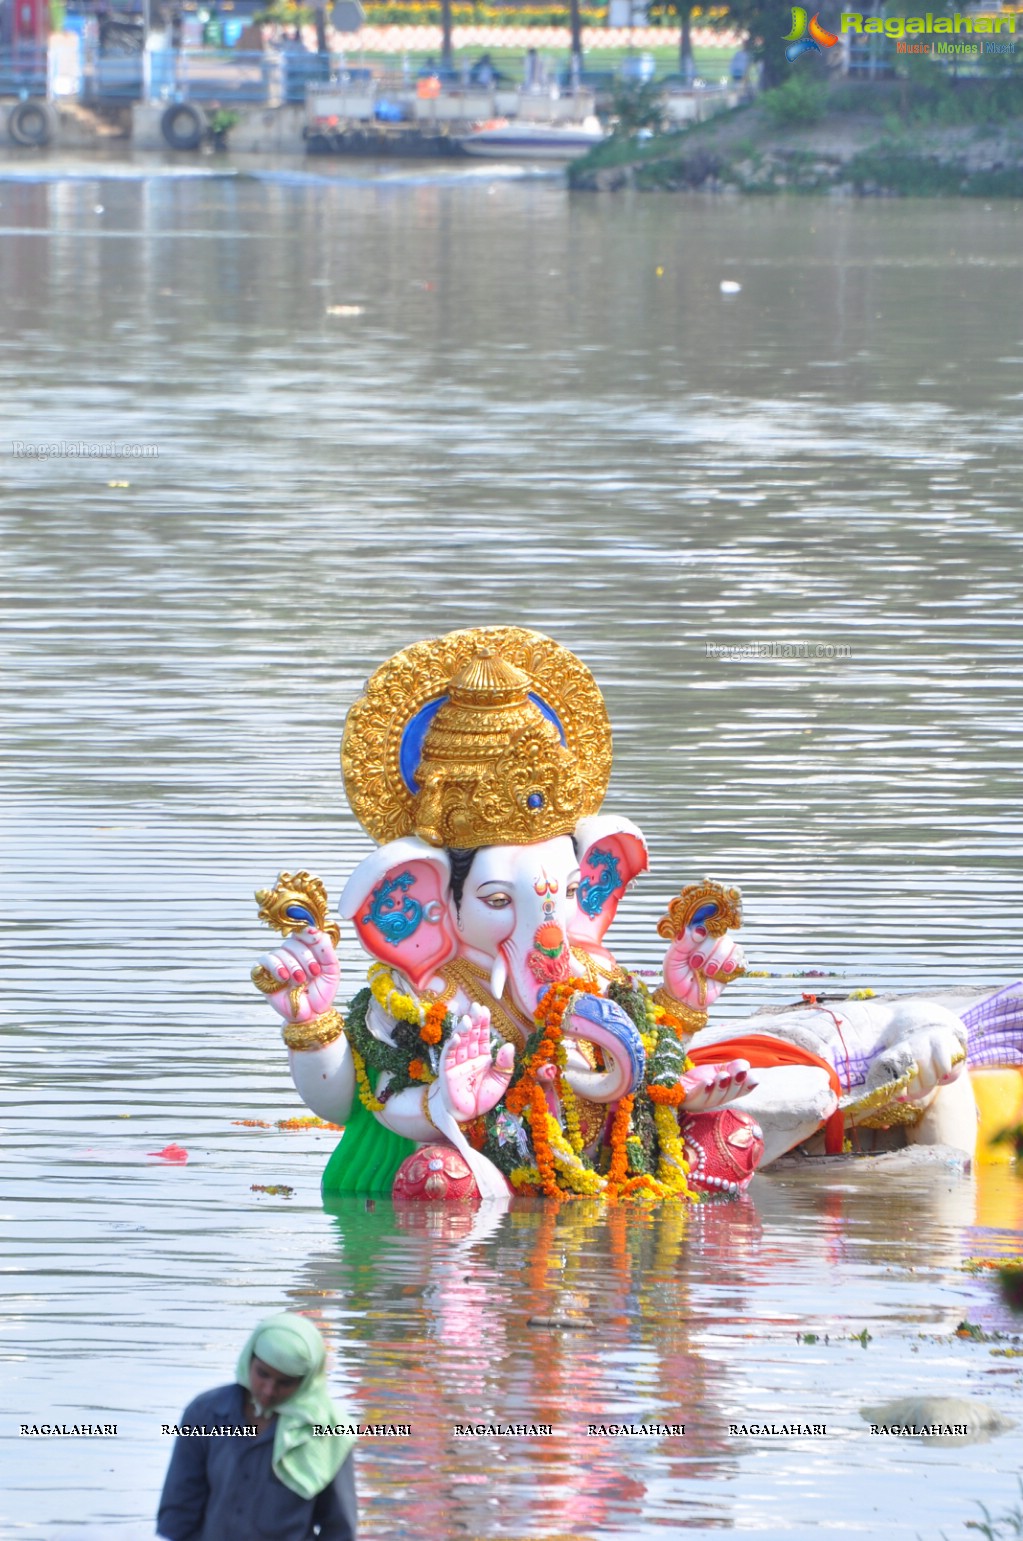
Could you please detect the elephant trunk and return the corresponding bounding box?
[500,917,572,1021]
[561,993,646,1104]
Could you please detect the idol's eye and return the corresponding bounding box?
[481,892,512,910]
[566,882,579,900]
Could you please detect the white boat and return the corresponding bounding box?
[457,116,606,161]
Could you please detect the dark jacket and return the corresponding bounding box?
[157,1384,357,1541]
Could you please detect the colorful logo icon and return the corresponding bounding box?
[784,7,839,60]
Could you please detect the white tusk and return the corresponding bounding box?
[490,954,507,1002]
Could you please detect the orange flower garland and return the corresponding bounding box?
[604,1092,636,1200]
[504,977,697,1203]
[647,1083,687,1107]
[420,1001,446,1047]
[503,978,598,1198]
[506,978,593,1118]
[530,1082,561,1199]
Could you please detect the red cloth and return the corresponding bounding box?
[687,1032,846,1154]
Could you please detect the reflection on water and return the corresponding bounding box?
[2,165,1023,1538]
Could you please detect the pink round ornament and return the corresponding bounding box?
[392,1143,481,1203]
[680,1108,765,1197]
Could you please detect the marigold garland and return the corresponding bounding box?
[421,1001,447,1046]
[652,1101,692,1196]
[351,1044,386,1113]
[546,1113,604,1195]
[647,1083,687,1106]
[346,984,459,1107]
[604,1092,636,1199]
[368,963,421,1026]
[530,1082,561,1199]
[352,967,703,1207]
[560,1077,585,1155]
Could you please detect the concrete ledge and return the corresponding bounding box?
[132,100,305,153]
[0,99,132,149]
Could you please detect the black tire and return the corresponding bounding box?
[8,100,57,149]
[160,102,207,151]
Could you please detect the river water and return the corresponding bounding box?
[2,156,1023,1539]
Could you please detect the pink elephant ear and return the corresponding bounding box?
[339,839,457,992]
[569,815,649,948]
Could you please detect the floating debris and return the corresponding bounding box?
[231,1116,342,1130]
[277,1116,344,1131]
[251,1184,295,1198]
[77,1144,188,1164]
[860,1395,1014,1446]
[527,1316,590,1330]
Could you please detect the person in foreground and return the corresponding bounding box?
[157,1312,357,1541]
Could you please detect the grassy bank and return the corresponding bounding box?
[570,74,1023,196]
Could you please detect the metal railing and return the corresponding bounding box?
[281,51,332,103]
[0,46,49,99]
[83,53,143,101]
[147,49,279,104]
[15,38,738,110]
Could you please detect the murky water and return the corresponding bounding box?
[2,158,1023,1539]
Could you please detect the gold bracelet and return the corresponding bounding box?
[421,1087,438,1130]
[282,1009,345,1052]
[653,987,708,1033]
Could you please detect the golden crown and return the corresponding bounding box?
[341,627,612,849]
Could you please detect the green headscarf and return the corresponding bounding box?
[235,1312,355,1500]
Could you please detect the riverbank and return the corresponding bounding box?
[570,76,1023,196]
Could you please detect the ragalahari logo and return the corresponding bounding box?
[784,7,840,59]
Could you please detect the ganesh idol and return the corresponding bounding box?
[251,628,1022,1203]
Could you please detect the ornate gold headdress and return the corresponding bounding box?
[341,626,613,849]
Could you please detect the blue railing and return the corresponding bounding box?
[85,54,144,101]
[0,46,48,99]
[78,47,332,106]
[282,51,331,104]
[148,49,278,104]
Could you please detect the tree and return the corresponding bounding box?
[720,0,814,88]
[569,0,582,79]
[648,0,700,80]
[440,0,452,70]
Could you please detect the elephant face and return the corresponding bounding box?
[339,814,649,1022]
[450,836,582,1011]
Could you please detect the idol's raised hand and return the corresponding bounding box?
[663,922,746,1010]
[440,1005,516,1122]
[251,927,341,1024]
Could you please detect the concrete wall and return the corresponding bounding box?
[0,101,120,150]
[0,100,132,150]
[132,101,306,153]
